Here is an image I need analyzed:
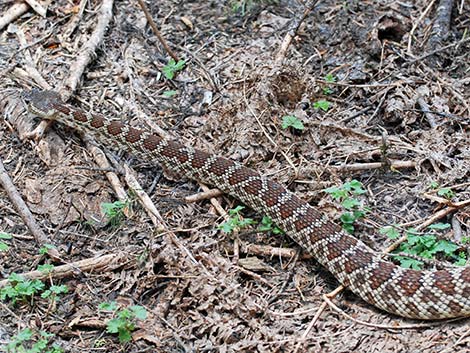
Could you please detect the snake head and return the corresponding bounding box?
[23,89,63,118]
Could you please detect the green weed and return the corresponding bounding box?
[99,301,148,343]
[163,90,177,97]
[39,244,56,255]
[0,271,68,306]
[323,74,336,95]
[258,216,284,235]
[101,200,129,227]
[437,187,455,199]
[162,59,185,79]
[313,100,331,112]
[0,273,45,305]
[281,115,304,131]
[37,264,55,274]
[4,328,63,353]
[381,224,466,269]
[324,180,369,233]
[41,285,68,301]
[219,206,256,233]
[429,182,455,199]
[218,207,283,235]
[0,232,12,251]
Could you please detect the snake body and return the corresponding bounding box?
[25,89,470,319]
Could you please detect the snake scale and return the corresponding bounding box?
[25,89,470,320]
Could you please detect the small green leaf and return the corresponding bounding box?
[258,216,284,234]
[106,318,122,333]
[325,73,336,83]
[237,217,256,227]
[162,59,186,79]
[455,252,467,266]
[50,285,68,295]
[428,223,451,230]
[101,201,126,216]
[118,308,132,320]
[130,305,148,320]
[163,90,177,97]
[118,327,132,343]
[101,200,128,226]
[405,227,419,237]
[16,328,34,342]
[313,100,331,112]
[380,226,400,240]
[342,223,355,234]
[40,331,55,339]
[38,264,55,273]
[341,198,361,210]
[229,205,245,215]
[395,256,423,270]
[1,285,17,300]
[429,181,439,189]
[0,242,9,251]
[0,232,12,240]
[324,186,348,200]
[39,244,56,255]
[41,289,52,298]
[340,212,355,224]
[218,222,234,233]
[173,60,185,70]
[9,273,24,283]
[99,301,118,311]
[420,235,437,248]
[434,240,459,255]
[437,187,454,199]
[281,115,304,130]
[347,180,366,194]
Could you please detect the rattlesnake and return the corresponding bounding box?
[24,89,470,319]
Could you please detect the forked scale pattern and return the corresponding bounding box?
[26,90,470,319]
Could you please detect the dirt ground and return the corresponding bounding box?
[0,0,469,352]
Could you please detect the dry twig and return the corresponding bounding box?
[407,0,437,54]
[136,0,179,61]
[0,253,130,287]
[0,157,60,259]
[275,0,319,63]
[24,0,47,17]
[406,37,470,66]
[185,188,224,203]
[333,160,416,172]
[62,0,114,96]
[0,2,29,31]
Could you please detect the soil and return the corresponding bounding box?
[0,0,469,352]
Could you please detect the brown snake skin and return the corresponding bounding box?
[25,89,470,319]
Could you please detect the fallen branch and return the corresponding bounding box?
[407,0,437,55]
[185,188,224,203]
[0,253,129,287]
[62,0,114,96]
[405,37,470,66]
[0,157,59,258]
[333,160,416,172]
[275,0,319,63]
[241,243,313,260]
[0,2,29,31]
[24,0,47,17]
[136,0,179,61]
